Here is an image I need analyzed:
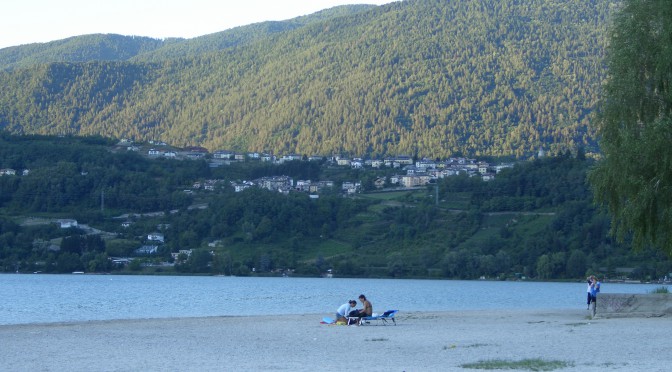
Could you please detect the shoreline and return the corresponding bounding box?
[2,309,670,371]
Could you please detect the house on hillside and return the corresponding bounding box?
[416,159,437,170]
[404,165,419,175]
[341,181,361,194]
[395,155,414,165]
[309,180,334,193]
[213,150,234,160]
[478,162,490,174]
[440,167,463,177]
[280,154,303,163]
[337,157,351,166]
[295,180,311,192]
[231,181,253,192]
[495,163,514,173]
[111,258,132,267]
[185,152,205,160]
[135,245,158,255]
[371,159,384,168]
[401,175,421,188]
[171,249,192,261]
[482,173,496,181]
[257,176,293,191]
[384,156,413,168]
[147,233,164,243]
[57,219,78,229]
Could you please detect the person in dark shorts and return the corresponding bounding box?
[348,294,371,319]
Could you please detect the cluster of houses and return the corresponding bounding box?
[118,139,518,196]
[0,168,29,176]
[127,231,194,265]
[120,139,516,186]
[134,232,165,256]
[190,177,344,195]
[185,156,514,196]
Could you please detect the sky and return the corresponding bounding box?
[0,0,396,49]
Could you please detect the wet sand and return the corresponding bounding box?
[1,309,670,371]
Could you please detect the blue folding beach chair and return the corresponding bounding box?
[361,310,398,326]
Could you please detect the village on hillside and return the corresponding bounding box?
[119,139,519,196]
[1,138,524,265]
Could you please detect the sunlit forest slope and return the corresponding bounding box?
[0,0,617,158]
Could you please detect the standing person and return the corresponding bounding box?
[586,276,594,310]
[589,276,601,316]
[335,300,357,323]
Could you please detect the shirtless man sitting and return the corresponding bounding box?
[348,294,373,324]
[358,294,372,317]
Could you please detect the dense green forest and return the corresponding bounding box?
[0,34,174,70]
[1,134,670,280]
[0,0,616,159]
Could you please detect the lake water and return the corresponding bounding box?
[0,274,664,325]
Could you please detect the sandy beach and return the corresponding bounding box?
[1,309,669,371]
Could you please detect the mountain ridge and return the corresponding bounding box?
[0,0,617,158]
[0,5,377,68]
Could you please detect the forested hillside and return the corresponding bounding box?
[131,5,377,62]
[1,134,669,279]
[0,0,617,158]
[0,5,376,69]
[0,34,174,70]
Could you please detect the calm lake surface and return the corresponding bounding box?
[0,274,663,325]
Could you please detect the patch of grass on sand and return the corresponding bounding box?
[464,343,490,348]
[649,286,669,294]
[444,343,491,350]
[460,358,572,371]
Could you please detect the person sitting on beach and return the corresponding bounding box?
[350,294,372,318]
[335,300,357,323]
